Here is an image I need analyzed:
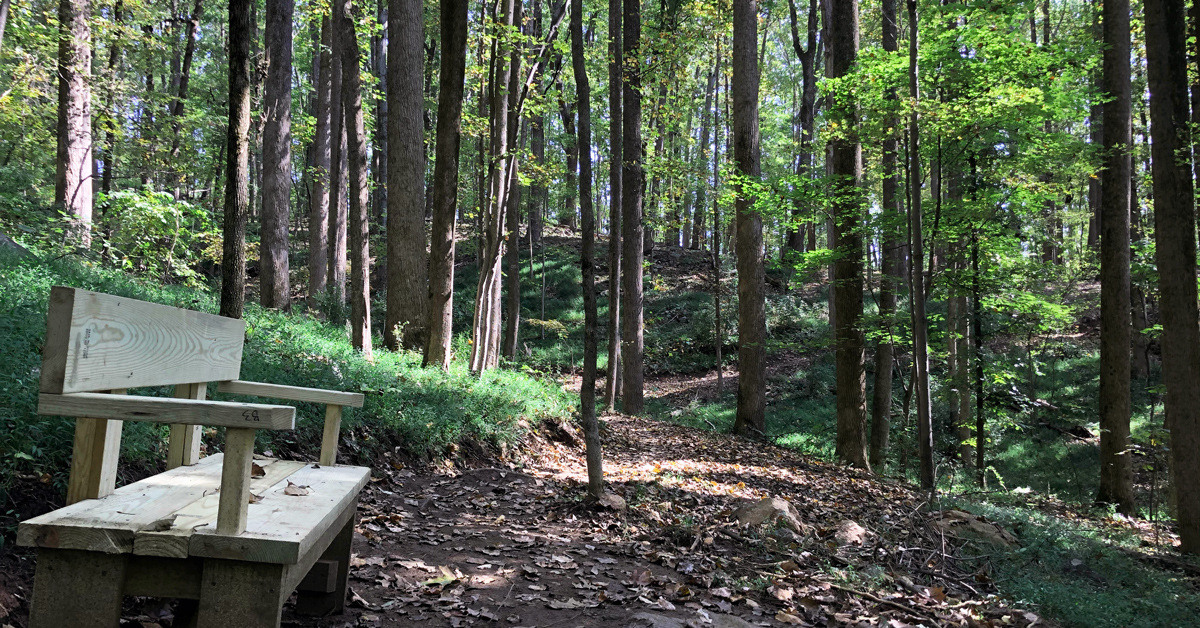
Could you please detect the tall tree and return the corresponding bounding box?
[469,0,515,371]
[338,0,372,357]
[620,0,645,413]
[386,0,429,350]
[908,0,933,489]
[220,0,252,318]
[870,0,898,469]
[731,0,765,437]
[690,65,715,252]
[309,16,333,310]
[424,0,469,369]
[830,0,869,470]
[604,0,623,409]
[502,2,525,359]
[0,0,11,57]
[167,0,203,189]
[55,0,93,246]
[573,0,603,498]
[261,0,293,311]
[1144,0,1200,554]
[1097,0,1135,514]
[327,26,349,324]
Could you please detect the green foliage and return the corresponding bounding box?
[96,190,219,286]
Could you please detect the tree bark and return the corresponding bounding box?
[529,0,546,248]
[731,0,765,437]
[572,0,603,498]
[168,0,203,190]
[424,0,469,369]
[1097,0,1135,514]
[55,0,93,246]
[309,16,332,310]
[386,0,429,350]
[372,0,388,229]
[870,0,898,470]
[829,0,868,470]
[338,0,373,357]
[261,0,293,311]
[620,0,645,413]
[1144,0,1200,554]
[99,0,124,197]
[0,0,11,57]
[605,0,623,409]
[908,0,932,488]
[220,0,252,319]
[690,64,715,252]
[502,4,525,360]
[327,38,349,324]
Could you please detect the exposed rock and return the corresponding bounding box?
[0,231,31,257]
[835,519,871,545]
[597,490,627,511]
[931,509,1019,547]
[627,611,757,628]
[733,497,812,535]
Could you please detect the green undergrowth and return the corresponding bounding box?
[941,498,1200,628]
[0,249,572,520]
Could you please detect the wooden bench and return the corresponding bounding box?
[17,286,370,627]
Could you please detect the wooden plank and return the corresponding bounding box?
[283,497,356,596]
[168,382,208,469]
[65,389,127,505]
[40,286,245,394]
[218,380,365,408]
[190,464,369,564]
[39,392,296,431]
[123,554,204,599]
[296,559,338,593]
[28,548,128,628]
[216,428,256,536]
[319,404,343,466]
[133,460,306,558]
[196,558,287,628]
[292,507,354,616]
[18,454,225,553]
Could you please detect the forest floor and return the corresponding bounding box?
[0,412,1050,628]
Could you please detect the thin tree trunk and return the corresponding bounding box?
[605,0,623,409]
[386,0,429,351]
[620,0,645,412]
[373,0,388,229]
[690,64,715,252]
[423,0,468,369]
[530,0,546,248]
[309,16,332,310]
[713,41,723,393]
[731,0,765,437]
[502,3,525,360]
[261,0,293,311]
[168,0,203,190]
[908,0,933,488]
[338,0,372,357]
[56,0,93,246]
[572,0,603,498]
[830,0,868,470]
[1144,0,1200,554]
[327,39,349,324]
[1087,0,1102,250]
[1097,0,1135,514]
[99,0,124,196]
[972,234,985,483]
[220,0,252,318]
[0,0,11,57]
[870,0,898,470]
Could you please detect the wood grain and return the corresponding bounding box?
[319,404,343,466]
[40,286,245,394]
[65,389,127,505]
[217,380,365,407]
[168,382,207,469]
[216,428,256,536]
[39,392,296,431]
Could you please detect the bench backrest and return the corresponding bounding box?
[41,286,246,394]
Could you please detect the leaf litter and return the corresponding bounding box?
[280,413,1049,628]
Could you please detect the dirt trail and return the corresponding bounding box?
[0,414,1043,628]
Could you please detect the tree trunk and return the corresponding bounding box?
[372,0,388,229]
[220,0,252,319]
[572,0,603,498]
[713,41,723,393]
[261,0,293,311]
[529,0,546,248]
[731,0,765,437]
[870,0,897,470]
[423,0,468,369]
[1144,0,1200,554]
[605,0,623,409]
[168,0,203,190]
[99,0,124,197]
[559,98,579,231]
[829,0,868,470]
[690,64,715,252]
[469,0,515,372]
[620,0,645,413]
[1097,0,1135,514]
[502,6,525,360]
[309,16,332,310]
[55,0,93,246]
[386,0,429,351]
[338,0,372,357]
[327,42,349,324]
[1087,0,1102,250]
[0,0,11,57]
[907,0,932,488]
[785,0,818,262]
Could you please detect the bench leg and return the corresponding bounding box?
[196,559,286,628]
[29,549,127,628]
[294,509,354,616]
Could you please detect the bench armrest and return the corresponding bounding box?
[39,393,296,430]
[216,380,365,408]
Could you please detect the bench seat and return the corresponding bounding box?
[18,454,369,564]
